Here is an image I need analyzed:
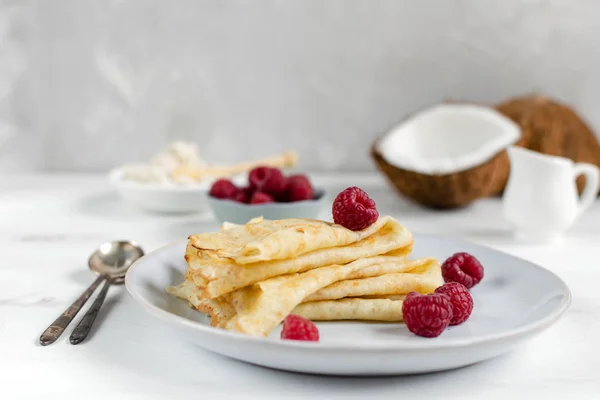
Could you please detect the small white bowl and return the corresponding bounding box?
[206,189,329,224]
[109,168,245,214]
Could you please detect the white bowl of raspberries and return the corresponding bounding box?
[207,166,328,224]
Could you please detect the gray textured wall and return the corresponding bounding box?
[2,0,600,172]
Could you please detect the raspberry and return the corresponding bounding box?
[233,187,251,203]
[435,282,474,325]
[209,179,238,199]
[250,191,275,204]
[441,252,484,289]
[284,175,314,202]
[248,166,286,196]
[402,292,453,338]
[287,174,311,188]
[280,314,319,341]
[332,186,379,231]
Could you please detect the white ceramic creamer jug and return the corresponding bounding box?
[503,146,600,243]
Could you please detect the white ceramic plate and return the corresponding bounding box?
[125,234,571,376]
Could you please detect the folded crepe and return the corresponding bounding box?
[291,260,442,322]
[182,215,413,298]
[168,256,439,336]
[293,298,405,322]
[304,258,441,302]
[187,215,408,265]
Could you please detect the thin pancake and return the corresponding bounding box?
[167,257,438,335]
[304,258,441,302]
[182,216,413,298]
[188,215,403,264]
[220,256,410,336]
[293,298,405,322]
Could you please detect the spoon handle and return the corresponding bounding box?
[69,278,112,345]
[39,275,107,346]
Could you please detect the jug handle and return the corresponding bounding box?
[573,162,600,216]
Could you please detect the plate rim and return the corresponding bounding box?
[125,233,571,351]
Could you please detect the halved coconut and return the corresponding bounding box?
[371,103,521,209]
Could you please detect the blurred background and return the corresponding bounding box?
[1,0,600,173]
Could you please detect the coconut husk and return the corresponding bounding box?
[371,140,502,209]
[491,94,600,196]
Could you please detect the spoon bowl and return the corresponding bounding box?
[89,240,145,283]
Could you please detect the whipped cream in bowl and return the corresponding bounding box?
[109,142,242,214]
[115,141,210,187]
[110,142,298,214]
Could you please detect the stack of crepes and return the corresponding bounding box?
[166,215,443,337]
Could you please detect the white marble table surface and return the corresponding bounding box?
[1,173,598,399]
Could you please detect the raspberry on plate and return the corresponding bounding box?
[332,186,379,231]
[281,314,319,341]
[441,252,484,289]
[209,179,238,199]
[435,282,474,325]
[284,175,314,202]
[248,166,287,196]
[402,292,453,338]
[250,191,275,204]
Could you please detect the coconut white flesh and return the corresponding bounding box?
[377,104,521,175]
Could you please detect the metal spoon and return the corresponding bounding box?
[39,241,144,346]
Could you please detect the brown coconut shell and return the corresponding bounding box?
[490,94,600,196]
[371,139,503,209]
